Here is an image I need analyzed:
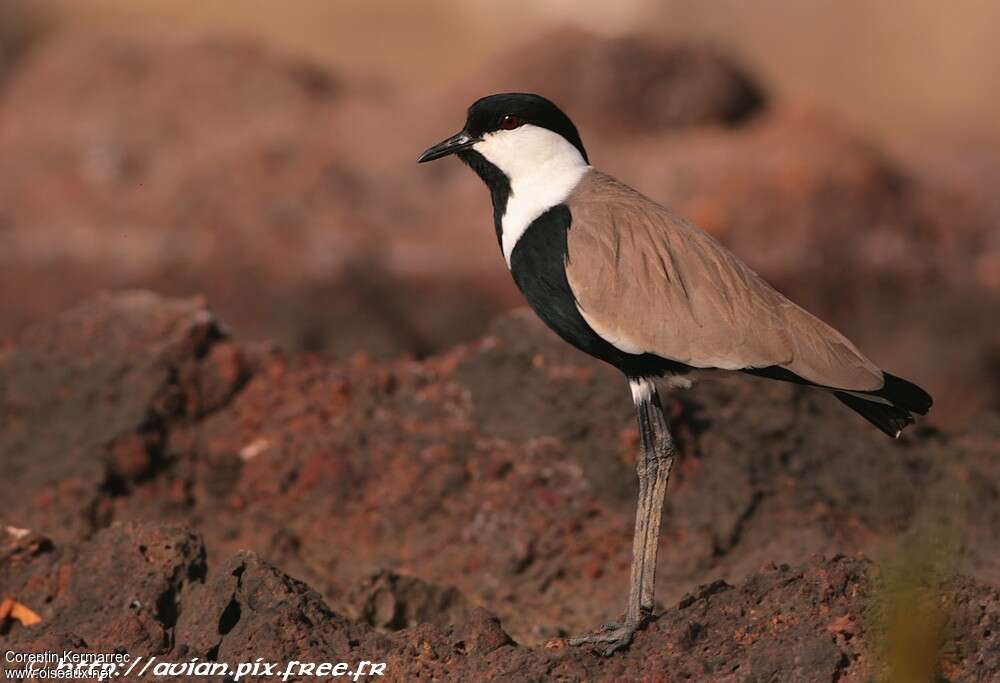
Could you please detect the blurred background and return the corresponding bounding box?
[1,0,998,425]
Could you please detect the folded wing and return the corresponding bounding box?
[564,171,884,391]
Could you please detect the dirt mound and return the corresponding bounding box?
[0,290,256,539]
[2,292,999,664]
[450,26,765,136]
[3,522,998,681]
[0,35,499,356]
[612,107,982,294]
[0,522,206,655]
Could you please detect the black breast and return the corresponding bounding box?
[508,204,685,379]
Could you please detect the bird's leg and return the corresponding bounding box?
[635,385,675,613]
[625,424,654,624]
[569,379,676,656]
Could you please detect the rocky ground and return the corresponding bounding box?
[5,520,998,682]
[2,292,999,681]
[1,24,999,682]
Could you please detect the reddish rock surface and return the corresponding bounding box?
[2,523,998,682]
[2,292,999,680]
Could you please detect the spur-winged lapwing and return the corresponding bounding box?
[418,93,932,655]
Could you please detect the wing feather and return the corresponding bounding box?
[564,171,883,391]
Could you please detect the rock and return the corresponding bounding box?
[344,569,477,632]
[0,290,254,540]
[4,292,998,652]
[2,524,999,681]
[0,522,205,655]
[172,551,386,666]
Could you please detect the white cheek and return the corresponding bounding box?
[473,125,589,267]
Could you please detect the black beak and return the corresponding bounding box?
[417,131,477,163]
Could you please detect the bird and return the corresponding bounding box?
[417,92,932,655]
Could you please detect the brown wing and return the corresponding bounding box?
[564,171,883,391]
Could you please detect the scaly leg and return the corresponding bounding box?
[635,383,675,613]
[569,378,676,656]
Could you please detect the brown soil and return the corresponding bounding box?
[2,292,999,680]
[5,521,998,682]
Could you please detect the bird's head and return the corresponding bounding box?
[417,93,589,183]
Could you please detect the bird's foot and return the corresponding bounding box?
[567,617,646,656]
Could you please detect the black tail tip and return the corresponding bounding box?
[879,372,933,416]
[834,391,917,439]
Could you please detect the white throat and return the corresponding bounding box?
[472,124,590,267]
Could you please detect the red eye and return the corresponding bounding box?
[499,114,522,130]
